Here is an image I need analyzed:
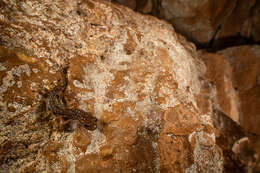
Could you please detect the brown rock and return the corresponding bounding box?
[199,45,260,135]
[0,46,68,172]
[112,0,260,48]
[213,110,260,173]
[161,0,260,48]
[200,45,260,172]
[72,127,91,153]
[162,104,202,135]
[199,50,240,124]
[213,0,257,48]
[112,0,153,13]
[158,0,237,45]
[158,134,193,172]
[112,0,137,10]
[251,1,260,42]
[0,0,223,172]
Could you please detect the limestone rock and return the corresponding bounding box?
[158,0,237,45]
[212,0,257,49]
[199,50,241,124]
[158,0,260,48]
[200,45,260,172]
[213,110,260,173]
[0,0,223,172]
[111,0,153,14]
[113,0,260,48]
[112,0,137,10]
[199,45,260,135]
[0,47,67,172]
[251,1,260,42]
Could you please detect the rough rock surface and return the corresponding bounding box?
[158,0,260,48]
[111,0,153,14]
[213,110,260,173]
[112,0,238,45]
[251,1,260,42]
[0,0,223,172]
[113,0,260,49]
[199,45,260,135]
[199,45,260,172]
[212,0,258,49]
[158,0,237,45]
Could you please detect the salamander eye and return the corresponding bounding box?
[84,123,96,131]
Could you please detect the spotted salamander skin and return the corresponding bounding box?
[47,74,97,131]
[52,108,97,130]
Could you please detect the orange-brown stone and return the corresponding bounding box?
[200,45,260,135]
[0,0,223,172]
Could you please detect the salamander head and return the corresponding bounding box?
[83,115,98,131]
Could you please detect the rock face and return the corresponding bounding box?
[113,0,260,49]
[212,0,258,49]
[213,110,260,173]
[251,1,260,42]
[111,0,153,14]
[199,45,260,135]
[199,46,260,172]
[0,0,223,172]
[158,0,237,45]
[158,0,260,47]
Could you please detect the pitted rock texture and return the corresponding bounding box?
[0,0,223,172]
